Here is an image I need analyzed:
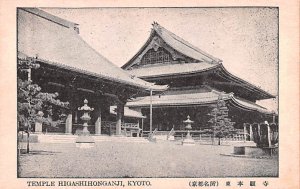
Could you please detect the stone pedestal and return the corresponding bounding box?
[182,131,195,146]
[35,121,43,133]
[233,146,245,155]
[233,146,278,156]
[75,135,95,148]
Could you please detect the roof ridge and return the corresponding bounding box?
[69,33,169,91]
[20,8,78,29]
[18,9,168,92]
[152,22,222,63]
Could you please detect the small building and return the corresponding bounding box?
[17,9,167,136]
[122,22,277,136]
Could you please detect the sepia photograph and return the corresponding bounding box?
[17,7,279,179]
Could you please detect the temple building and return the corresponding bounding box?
[17,9,167,136]
[122,22,277,136]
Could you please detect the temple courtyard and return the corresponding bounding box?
[18,141,278,178]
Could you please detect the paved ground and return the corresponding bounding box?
[18,141,278,178]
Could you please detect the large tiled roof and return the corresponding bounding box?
[122,23,221,69]
[21,8,79,29]
[126,62,275,99]
[122,22,275,100]
[126,90,272,114]
[152,23,222,63]
[18,8,167,91]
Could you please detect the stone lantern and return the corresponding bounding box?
[78,99,94,135]
[75,99,95,148]
[182,115,195,146]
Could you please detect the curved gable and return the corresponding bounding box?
[122,22,220,70]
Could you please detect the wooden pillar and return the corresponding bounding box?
[267,122,272,147]
[109,124,112,136]
[249,124,254,141]
[243,123,247,142]
[74,111,78,123]
[257,123,261,142]
[65,85,75,135]
[272,113,276,123]
[137,120,140,137]
[95,109,101,135]
[116,102,124,135]
[65,113,72,134]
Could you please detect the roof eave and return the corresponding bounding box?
[18,53,167,92]
[131,63,220,79]
[228,95,274,115]
[218,64,276,99]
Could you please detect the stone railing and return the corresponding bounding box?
[122,123,140,129]
[173,131,246,141]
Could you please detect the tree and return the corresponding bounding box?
[17,58,69,153]
[208,95,236,145]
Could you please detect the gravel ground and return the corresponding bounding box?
[18,141,278,178]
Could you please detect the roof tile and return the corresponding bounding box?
[18,8,167,91]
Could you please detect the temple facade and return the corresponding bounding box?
[122,22,277,138]
[17,9,277,140]
[17,9,167,136]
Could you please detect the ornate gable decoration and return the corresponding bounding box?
[129,35,197,69]
[141,47,170,65]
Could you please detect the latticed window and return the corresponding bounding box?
[141,48,170,65]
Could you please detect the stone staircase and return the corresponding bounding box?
[93,136,149,143]
[34,134,149,144]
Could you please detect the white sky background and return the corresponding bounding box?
[42,8,278,112]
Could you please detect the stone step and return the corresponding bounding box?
[35,134,149,143]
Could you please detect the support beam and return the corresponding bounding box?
[249,124,254,141]
[257,123,261,141]
[65,85,76,135]
[74,111,78,123]
[116,103,124,135]
[267,123,272,147]
[65,113,72,134]
[243,123,247,142]
[48,82,65,88]
[137,120,140,137]
[95,109,101,135]
[141,118,144,136]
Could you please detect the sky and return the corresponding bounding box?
[42,8,278,112]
